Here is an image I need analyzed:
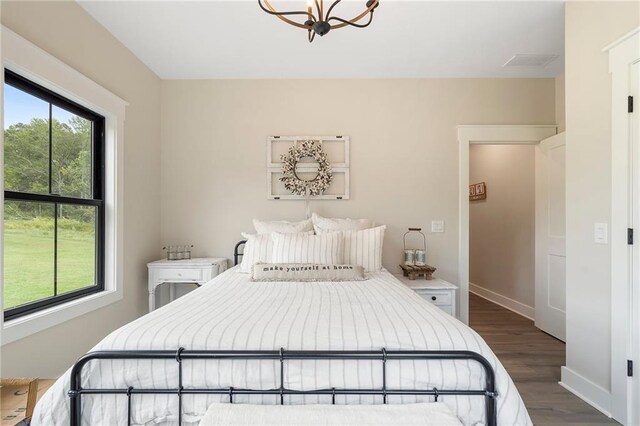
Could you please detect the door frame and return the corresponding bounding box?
[605,27,640,425]
[457,125,558,324]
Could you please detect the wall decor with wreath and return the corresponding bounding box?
[280,140,332,196]
[266,136,350,200]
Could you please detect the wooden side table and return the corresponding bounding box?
[147,258,227,311]
[394,274,458,317]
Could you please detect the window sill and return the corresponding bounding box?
[1,288,122,346]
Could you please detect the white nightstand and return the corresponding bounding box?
[147,258,227,311]
[394,274,458,316]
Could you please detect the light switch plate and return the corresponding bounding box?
[431,220,445,233]
[594,222,608,244]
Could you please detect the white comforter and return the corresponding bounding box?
[32,268,531,425]
[199,403,463,425]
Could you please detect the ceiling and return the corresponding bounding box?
[78,0,565,79]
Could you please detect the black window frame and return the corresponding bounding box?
[3,69,105,321]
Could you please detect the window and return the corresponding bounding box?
[3,69,105,321]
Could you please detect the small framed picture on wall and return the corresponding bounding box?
[469,182,486,201]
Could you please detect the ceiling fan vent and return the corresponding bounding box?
[503,54,559,68]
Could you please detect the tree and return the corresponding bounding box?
[4,115,93,222]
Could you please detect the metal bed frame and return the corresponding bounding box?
[233,239,247,267]
[67,241,498,426]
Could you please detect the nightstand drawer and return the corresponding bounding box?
[394,274,457,318]
[148,258,227,312]
[416,290,452,306]
[154,268,202,282]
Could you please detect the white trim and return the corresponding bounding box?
[457,125,557,324]
[1,291,122,345]
[560,367,612,418]
[469,282,535,321]
[1,26,127,345]
[602,27,640,52]
[607,26,640,426]
[1,27,126,117]
[0,35,5,345]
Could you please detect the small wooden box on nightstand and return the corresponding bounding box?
[394,274,458,317]
[147,258,227,312]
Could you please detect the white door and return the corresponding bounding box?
[629,60,640,426]
[535,132,566,341]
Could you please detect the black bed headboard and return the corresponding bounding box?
[234,240,247,266]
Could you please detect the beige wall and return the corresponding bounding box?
[469,145,535,308]
[0,1,162,377]
[161,79,555,288]
[565,0,639,397]
[0,2,562,379]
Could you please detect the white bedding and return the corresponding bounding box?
[199,403,462,425]
[32,267,531,426]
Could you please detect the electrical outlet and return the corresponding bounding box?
[431,220,445,233]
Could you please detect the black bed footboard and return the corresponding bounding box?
[68,348,497,426]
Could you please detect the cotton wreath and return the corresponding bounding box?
[280,140,333,196]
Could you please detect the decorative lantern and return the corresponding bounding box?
[403,228,426,265]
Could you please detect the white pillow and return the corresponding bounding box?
[311,212,374,233]
[240,231,313,273]
[318,226,386,272]
[271,232,344,265]
[253,218,313,234]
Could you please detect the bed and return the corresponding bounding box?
[31,252,531,426]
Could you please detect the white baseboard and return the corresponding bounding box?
[469,282,535,320]
[560,366,612,418]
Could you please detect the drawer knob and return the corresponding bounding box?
[177,273,182,277]
[431,296,437,301]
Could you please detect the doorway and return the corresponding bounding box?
[457,125,558,324]
[607,31,640,424]
[464,132,566,342]
[468,144,537,323]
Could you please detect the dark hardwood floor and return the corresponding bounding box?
[469,293,618,426]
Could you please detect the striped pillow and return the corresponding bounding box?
[239,231,313,273]
[253,218,313,234]
[271,232,344,265]
[319,225,386,272]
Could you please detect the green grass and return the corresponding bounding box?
[4,218,95,310]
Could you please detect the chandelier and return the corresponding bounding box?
[258,0,380,43]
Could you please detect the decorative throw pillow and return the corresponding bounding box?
[271,232,344,265]
[311,212,374,233]
[251,263,366,282]
[239,231,313,273]
[317,226,386,272]
[253,218,313,234]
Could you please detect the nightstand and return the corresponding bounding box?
[394,274,458,316]
[147,258,227,311]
